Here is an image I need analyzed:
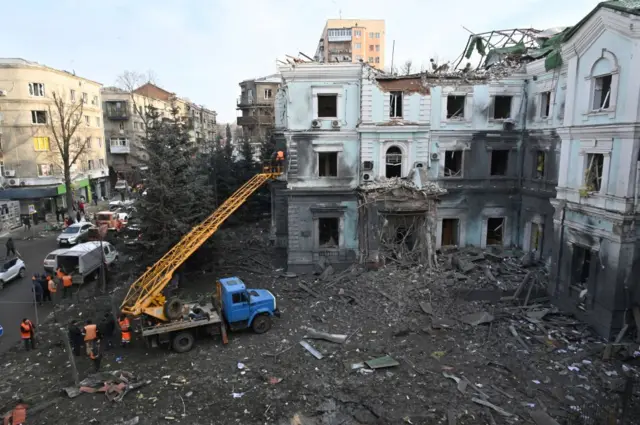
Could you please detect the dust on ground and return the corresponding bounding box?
[1,220,639,425]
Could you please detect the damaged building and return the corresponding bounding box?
[270,1,640,339]
[272,63,363,273]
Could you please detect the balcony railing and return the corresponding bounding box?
[110,143,131,154]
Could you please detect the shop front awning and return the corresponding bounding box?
[0,185,61,200]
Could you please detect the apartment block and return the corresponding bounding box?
[0,58,108,215]
[103,83,216,184]
[237,74,280,156]
[313,19,385,70]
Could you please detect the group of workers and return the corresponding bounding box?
[31,267,75,304]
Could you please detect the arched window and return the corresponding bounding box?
[385,146,402,178]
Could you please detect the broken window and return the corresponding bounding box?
[592,75,612,110]
[490,150,509,176]
[317,94,337,118]
[540,92,551,118]
[441,219,459,246]
[444,150,462,177]
[264,89,272,99]
[571,245,592,290]
[534,151,545,179]
[486,217,504,246]
[446,95,465,119]
[390,91,403,118]
[584,153,604,192]
[31,110,47,124]
[493,96,512,119]
[318,152,338,177]
[318,217,339,248]
[385,146,402,178]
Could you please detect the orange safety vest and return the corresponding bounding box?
[119,318,131,341]
[84,324,97,341]
[276,151,285,160]
[56,269,64,280]
[3,403,27,425]
[47,277,57,293]
[62,275,73,288]
[20,322,31,339]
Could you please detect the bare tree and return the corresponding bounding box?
[401,60,413,75]
[47,93,89,221]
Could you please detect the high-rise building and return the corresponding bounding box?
[313,19,385,70]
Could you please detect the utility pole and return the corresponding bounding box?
[59,327,79,385]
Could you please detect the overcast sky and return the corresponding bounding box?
[1,0,601,123]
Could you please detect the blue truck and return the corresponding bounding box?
[140,276,280,352]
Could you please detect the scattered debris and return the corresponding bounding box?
[302,327,348,344]
[460,311,494,326]
[299,341,323,360]
[472,398,513,417]
[365,355,400,369]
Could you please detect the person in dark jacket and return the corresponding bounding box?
[68,320,83,356]
[39,274,51,302]
[98,312,116,350]
[5,237,15,257]
[31,275,43,305]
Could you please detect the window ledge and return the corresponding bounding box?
[488,118,510,123]
[442,175,464,179]
[584,109,615,117]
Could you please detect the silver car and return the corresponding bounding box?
[57,222,93,246]
[44,248,70,272]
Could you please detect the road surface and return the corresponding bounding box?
[0,231,58,353]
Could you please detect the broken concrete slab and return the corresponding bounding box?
[319,265,334,281]
[460,311,494,326]
[299,341,323,360]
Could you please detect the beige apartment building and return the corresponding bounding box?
[0,58,108,216]
[103,83,217,184]
[313,19,386,70]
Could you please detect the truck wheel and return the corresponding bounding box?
[18,268,25,278]
[172,331,194,353]
[251,314,272,334]
[164,298,184,320]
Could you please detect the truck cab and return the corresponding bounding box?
[218,277,279,333]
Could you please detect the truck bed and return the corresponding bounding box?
[141,303,221,337]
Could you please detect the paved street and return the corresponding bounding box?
[0,228,59,353]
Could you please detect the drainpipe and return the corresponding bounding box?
[516,80,529,247]
[554,201,567,296]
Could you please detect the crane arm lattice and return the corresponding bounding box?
[121,171,280,317]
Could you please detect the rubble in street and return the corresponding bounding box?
[0,220,639,424]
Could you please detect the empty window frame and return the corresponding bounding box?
[444,150,463,177]
[264,89,272,99]
[446,95,465,119]
[31,110,47,124]
[592,75,612,110]
[318,152,338,177]
[534,151,545,179]
[317,94,338,118]
[540,91,551,118]
[318,217,340,248]
[571,245,592,290]
[490,150,509,176]
[28,82,45,97]
[584,153,604,192]
[385,146,402,178]
[493,96,512,119]
[441,218,459,246]
[486,217,504,246]
[390,91,403,118]
[37,163,53,177]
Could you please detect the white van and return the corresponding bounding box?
[55,241,118,283]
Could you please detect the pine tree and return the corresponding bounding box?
[225,124,232,144]
[135,104,212,258]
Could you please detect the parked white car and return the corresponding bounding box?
[57,222,93,246]
[0,257,26,290]
[44,248,70,273]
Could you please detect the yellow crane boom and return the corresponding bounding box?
[121,170,281,320]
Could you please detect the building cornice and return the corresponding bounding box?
[279,64,362,82]
[357,124,429,133]
[562,8,640,61]
[556,123,640,139]
[284,130,358,140]
[430,130,475,138]
[0,60,102,87]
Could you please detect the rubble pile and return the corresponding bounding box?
[1,221,639,424]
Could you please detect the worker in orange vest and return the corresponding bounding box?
[271,150,285,172]
[118,314,131,347]
[82,319,100,356]
[2,403,27,425]
[20,318,35,351]
[88,345,101,372]
[61,273,73,299]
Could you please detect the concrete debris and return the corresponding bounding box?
[460,311,494,326]
[472,398,513,417]
[299,341,324,360]
[302,327,348,344]
[364,355,400,369]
